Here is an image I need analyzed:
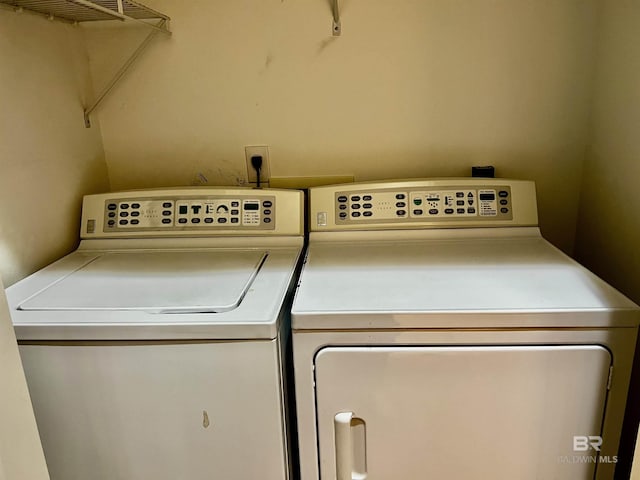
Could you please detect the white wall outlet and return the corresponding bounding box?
[245,145,271,185]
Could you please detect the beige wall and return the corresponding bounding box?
[0,277,49,480]
[0,10,110,286]
[574,2,640,475]
[575,0,640,304]
[85,0,597,253]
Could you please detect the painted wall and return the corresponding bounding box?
[85,0,597,253]
[574,1,640,476]
[0,10,110,286]
[0,276,49,480]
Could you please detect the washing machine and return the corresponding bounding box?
[291,178,639,480]
[6,187,304,480]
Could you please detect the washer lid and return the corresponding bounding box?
[19,251,266,313]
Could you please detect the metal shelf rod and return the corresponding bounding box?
[84,18,167,127]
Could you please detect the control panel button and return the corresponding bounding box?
[263,200,273,207]
[413,198,422,206]
[468,207,476,214]
[396,194,406,200]
[119,219,128,225]
[231,209,239,215]
[339,204,347,210]
[191,218,201,224]
[456,192,464,198]
[218,218,227,223]
[501,207,509,214]
[120,203,129,209]
[396,202,406,208]
[178,218,187,224]
[363,195,372,201]
[468,199,474,206]
[500,199,508,205]
[263,218,271,223]
[264,209,272,215]
[161,219,171,224]
[231,201,240,207]
[445,208,454,214]
[457,208,465,214]
[456,200,465,206]
[339,212,347,219]
[429,209,438,215]
[352,204,361,210]
[231,218,239,223]
[413,209,423,215]
[131,219,140,225]
[162,210,171,216]
[499,190,509,197]
[108,203,117,210]
[352,212,361,218]
[396,210,406,216]
[179,205,188,215]
[338,196,348,203]
[163,202,172,208]
[363,203,372,209]
[204,218,214,223]
[108,212,116,218]
[119,211,129,217]
[363,211,373,217]
[107,220,115,226]
[131,203,140,209]
[131,211,140,217]
[351,195,361,202]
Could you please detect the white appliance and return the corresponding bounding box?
[291,178,639,480]
[7,187,304,480]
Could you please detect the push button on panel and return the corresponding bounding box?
[456,192,464,198]
[413,209,423,215]
[120,203,129,209]
[429,209,438,215]
[178,218,187,224]
[191,218,201,224]
[363,195,372,201]
[500,199,508,205]
[339,212,348,219]
[263,200,273,208]
[396,194,406,200]
[131,211,140,217]
[396,202,406,208]
[413,198,422,206]
[204,218,214,224]
[501,207,509,214]
[131,203,140,209]
[363,211,373,217]
[163,202,172,208]
[468,208,476,214]
[363,203,372,209]
[338,196,348,203]
[218,218,227,223]
[457,208,465,214]
[352,204,361,210]
[231,218,239,224]
[352,212,361,218]
[264,209,272,215]
[162,210,171,216]
[119,211,129,217]
[131,219,140,225]
[445,208,454,214]
[351,196,361,202]
[396,210,406,216]
[161,219,171,224]
[263,218,271,223]
[499,190,509,197]
[119,219,128,225]
[107,203,117,211]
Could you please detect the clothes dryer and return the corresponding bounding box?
[292,178,639,480]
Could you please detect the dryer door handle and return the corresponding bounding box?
[334,412,367,480]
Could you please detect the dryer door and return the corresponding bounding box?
[315,345,611,480]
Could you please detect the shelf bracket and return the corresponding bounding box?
[332,0,341,36]
[84,17,170,128]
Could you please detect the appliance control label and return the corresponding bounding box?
[334,186,512,224]
[103,195,275,232]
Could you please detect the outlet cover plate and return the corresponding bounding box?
[245,145,271,184]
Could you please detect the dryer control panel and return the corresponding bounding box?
[311,179,538,231]
[81,188,304,238]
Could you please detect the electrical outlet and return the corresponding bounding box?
[245,145,271,185]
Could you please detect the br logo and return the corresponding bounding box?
[573,436,603,452]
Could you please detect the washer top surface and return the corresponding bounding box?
[19,250,265,314]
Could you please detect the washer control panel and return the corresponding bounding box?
[335,186,512,223]
[103,195,275,232]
